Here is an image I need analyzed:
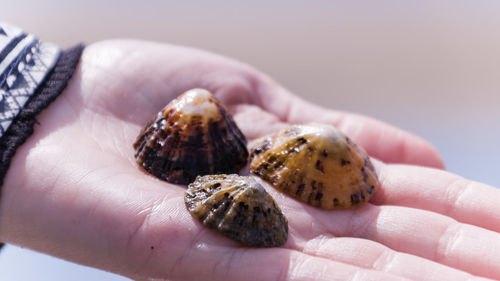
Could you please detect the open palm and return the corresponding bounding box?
[1,40,500,281]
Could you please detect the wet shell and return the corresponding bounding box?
[134,88,249,184]
[249,123,379,209]
[185,174,288,247]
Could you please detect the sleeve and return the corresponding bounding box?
[0,21,84,250]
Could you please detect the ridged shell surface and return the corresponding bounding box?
[249,123,378,209]
[134,89,249,184]
[185,174,288,247]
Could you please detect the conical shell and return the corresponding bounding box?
[185,174,288,247]
[134,89,249,184]
[249,123,378,209]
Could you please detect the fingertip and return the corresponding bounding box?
[328,112,446,169]
[405,133,445,170]
[378,127,446,170]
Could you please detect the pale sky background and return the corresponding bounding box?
[1,0,500,280]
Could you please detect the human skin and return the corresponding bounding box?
[1,40,500,280]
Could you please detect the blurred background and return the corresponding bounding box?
[1,0,499,280]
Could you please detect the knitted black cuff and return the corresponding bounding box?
[0,44,84,250]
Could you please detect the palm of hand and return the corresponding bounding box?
[2,41,500,281]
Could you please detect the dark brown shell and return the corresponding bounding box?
[249,123,379,209]
[185,174,288,247]
[134,89,249,184]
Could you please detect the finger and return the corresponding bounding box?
[289,202,500,280]
[255,79,444,169]
[371,163,500,234]
[301,236,493,281]
[142,244,412,281]
[251,177,500,280]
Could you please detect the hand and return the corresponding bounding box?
[1,40,498,281]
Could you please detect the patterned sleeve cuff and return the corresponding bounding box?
[0,21,61,137]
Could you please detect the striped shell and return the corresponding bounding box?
[249,123,378,209]
[133,88,248,184]
[185,174,288,247]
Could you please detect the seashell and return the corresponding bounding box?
[185,174,288,247]
[249,123,378,209]
[133,88,249,184]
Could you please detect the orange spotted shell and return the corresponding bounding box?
[249,123,378,209]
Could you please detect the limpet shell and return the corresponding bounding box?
[134,88,249,184]
[249,123,378,209]
[185,174,288,247]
